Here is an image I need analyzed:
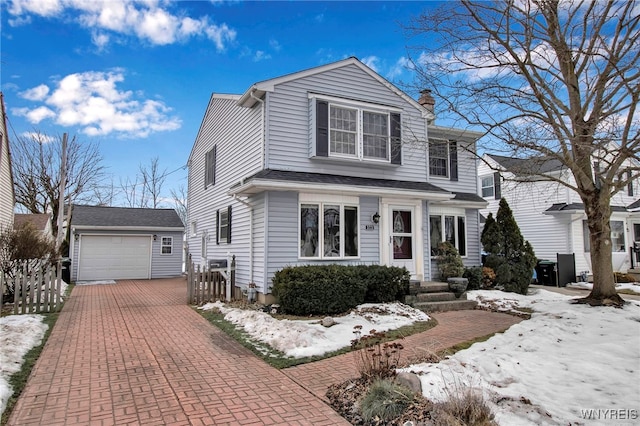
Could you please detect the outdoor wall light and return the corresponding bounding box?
[372,212,380,224]
[153,234,158,241]
[74,234,79,241]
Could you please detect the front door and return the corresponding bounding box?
[380,200,423,279]
[634,223,640,265]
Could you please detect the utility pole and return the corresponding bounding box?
[56,133,67,251]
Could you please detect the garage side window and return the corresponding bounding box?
[217,206,232,244]
[161,237,173,255]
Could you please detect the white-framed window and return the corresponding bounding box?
[161,237,173,255]
[481,175,495,198]
[329,104,390,161]
[312,95,401,164]
[429,139,449,177]
[299,194,359,259]
[429,209,467,256]
[190,221,197,237]
[583,220,626,252]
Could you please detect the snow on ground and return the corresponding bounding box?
[75,280,116,286]
[199,302,430,358]
[567,281,640,294]
[0,315,48,416]
[401,289,640,425]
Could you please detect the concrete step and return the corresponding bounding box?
[414,291,457,302]
[413,299,478,313]
[409,281,449,294]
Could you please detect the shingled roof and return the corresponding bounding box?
[487,154,566,175]
[71,205,184,229]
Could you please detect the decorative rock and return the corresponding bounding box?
[395,372,422,394]
[321,316,336,327]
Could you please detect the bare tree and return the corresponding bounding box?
[119,157,167,208]
[407,0,638,306]
[11,132,106,245]
[170,184,187,226]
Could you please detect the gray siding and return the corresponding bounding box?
[264,63,429,182]
[186,95,262,288]
[263,192,383,293]
[0,130,13,230]
[151,231,184,278]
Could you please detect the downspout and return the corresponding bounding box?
[250,90,266,170]
[424,112,432,281]
[233,195,254,284]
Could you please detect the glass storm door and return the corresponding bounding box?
[389,207,415,275]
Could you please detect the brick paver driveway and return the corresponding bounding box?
[8,278,348,426]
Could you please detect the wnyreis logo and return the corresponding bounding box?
[580,409,638,421]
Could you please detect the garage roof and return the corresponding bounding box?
[71,205,184,229]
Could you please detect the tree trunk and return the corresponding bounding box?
[579,196,625,306]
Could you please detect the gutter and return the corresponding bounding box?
[250,89,266,170]
[233,194,254,284]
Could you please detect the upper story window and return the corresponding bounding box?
[481,172,502,199]
[313,96,402,165]
[429,139,458,181]
[205,145,216,188]
[161,237,173,255]
[481,175,494,197]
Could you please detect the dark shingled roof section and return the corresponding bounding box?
[488,154,565,174]
[234,169,449,193]
[452,192,486,203]
[628,199,640,210]
[71,205,184,228]
[545,203,629,213]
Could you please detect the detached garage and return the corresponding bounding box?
[69,205,184,282]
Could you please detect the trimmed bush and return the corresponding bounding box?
[359,265,410,303]
[463,266,497,290]
[272,265,367,315]
[272,264,410,316]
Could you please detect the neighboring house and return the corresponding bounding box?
[69,205,184,281]
[187,57,487,303]
[0,92,14,231]
[478,153,640,275]
[13,213,53,239]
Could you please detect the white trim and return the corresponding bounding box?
[308,93,403,113]
[77,233,152,281]
[74,225,184,232]
[229,179,454,201]
[380,198,424,280]
[160,236,173,255]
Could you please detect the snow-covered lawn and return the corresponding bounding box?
[402,289,640,425]
[567,281,640,294]
[199,301,431,358]
[0,315,48,416]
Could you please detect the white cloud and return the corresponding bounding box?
[269,39,281,52]
[386,56,412,80]
[7,0,237,50]
[360,56,380,73]
[253,50,271,62]
[20,131,56,143]
[19,84,50,101]
[15,69,181,138]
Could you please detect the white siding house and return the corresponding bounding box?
[187,58,488,302]
[0,92,14,231]
[478,154,640,276]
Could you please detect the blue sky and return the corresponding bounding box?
[1,0,437,206]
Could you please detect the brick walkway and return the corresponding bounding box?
[7,278,522,426]
[7,278,348,426]
[282,310,522,401]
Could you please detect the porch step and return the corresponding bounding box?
[626,268,640,281]
[404,280,477,313]
[413,299,478,313]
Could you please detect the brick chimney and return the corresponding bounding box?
[418,89,435,114]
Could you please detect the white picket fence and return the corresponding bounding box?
[1,259,65,314]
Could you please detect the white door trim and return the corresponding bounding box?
[379,198,424,280]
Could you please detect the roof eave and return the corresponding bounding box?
[72,226,184,232]
[228,179,454,201]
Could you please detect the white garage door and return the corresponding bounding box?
[78,235,152,280]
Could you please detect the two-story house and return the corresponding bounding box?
[479,153,640,277]
[187,58,487,302]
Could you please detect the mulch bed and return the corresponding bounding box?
[326,376,435,425]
